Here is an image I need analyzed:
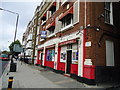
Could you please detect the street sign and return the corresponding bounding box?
[40,31,47,39]
[13,44,23,52]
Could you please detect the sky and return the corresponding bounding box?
[0,0,42,51]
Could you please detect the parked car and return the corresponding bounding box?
[0,54,9,61]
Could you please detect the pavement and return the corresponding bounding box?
[1,60,120,89]
[0,60,10,89]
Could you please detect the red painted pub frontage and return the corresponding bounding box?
[34,1,120,85]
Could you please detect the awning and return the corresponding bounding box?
[46,21,55,30]
[58,6,73,21]
[58,39,77,46]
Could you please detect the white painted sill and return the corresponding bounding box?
[47,33,55,38]
[104,21,114,27]
[61,0,69,6]
[41,21,46,26]
[40,39,45,42]
[61,24,74,32]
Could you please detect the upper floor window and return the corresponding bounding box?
[46,21,55,36]
[49,5,56,15]
[48,27,55,35]
[47,2,56,19]
[58,6,73,29]
[104,2,113,25]
[41,13,46,21]
[62,14,73,28]
[41,13,47,26]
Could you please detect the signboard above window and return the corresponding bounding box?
[40,31,47,39]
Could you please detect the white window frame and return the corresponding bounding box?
[61,0,69,6]
[61,23,74,32]
[104,2,113,25]
[73,0,80,25]
[61,14,73,31]
[47,27,55,38]
[56,0,60,10]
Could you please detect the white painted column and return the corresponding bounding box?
[78,31,84,77]
[54,44,58,69]
[42,46,46,66]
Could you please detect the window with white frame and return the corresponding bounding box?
[56,0,60,10]
[47,27,55,35]
[47,2,56,20]
[41,13,46,25]
[104,2,113,25]
[61,14,73,28]
[50,7,56,15]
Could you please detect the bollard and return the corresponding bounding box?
[8,77,13,90]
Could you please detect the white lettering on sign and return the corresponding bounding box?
[85,41,91,47]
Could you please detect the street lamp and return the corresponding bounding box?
[0,7,19,44]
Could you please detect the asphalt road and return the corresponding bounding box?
[0,60,9,77]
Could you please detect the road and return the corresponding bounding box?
[0,60,9,77]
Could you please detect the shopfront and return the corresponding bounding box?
[44,45,55,68]
[57,39,79,75]
[36,47,44,66]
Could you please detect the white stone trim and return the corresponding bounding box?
[47,33,55,38]
[60,31,80,43]
[61,24,74,32]
[40,39,45,42]
[41,20,46,26]
[78,30,84,77]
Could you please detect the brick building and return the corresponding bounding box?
[24,0,120,84]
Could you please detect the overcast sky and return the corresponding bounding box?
[0,0,42,51]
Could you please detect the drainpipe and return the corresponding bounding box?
[32,11,39,64]
[85,0,87,29]
[82,0,87,77]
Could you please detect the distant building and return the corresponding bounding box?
[22,6,39,63]
[22,20,34,61]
